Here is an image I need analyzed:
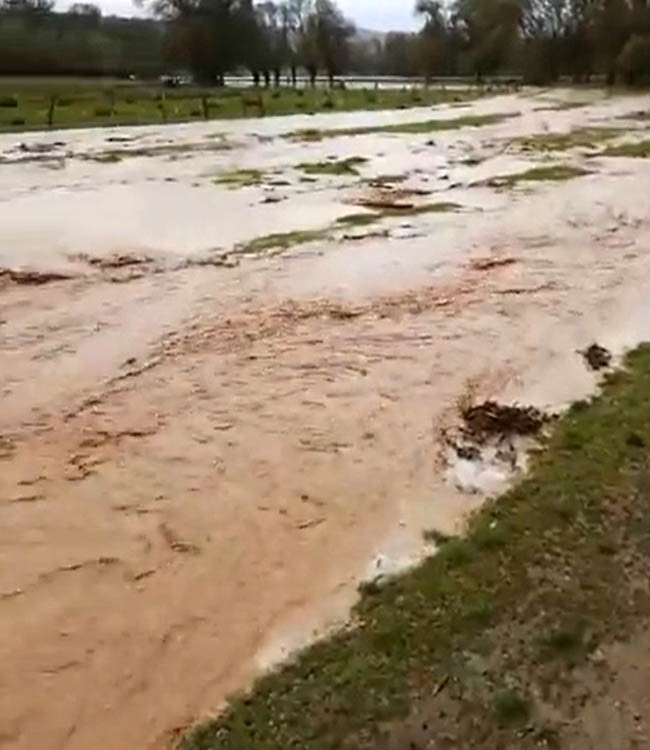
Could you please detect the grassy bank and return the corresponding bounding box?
[0,79,480,133]
[181,345,650,749]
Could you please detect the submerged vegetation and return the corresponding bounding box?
[290,112,514,141]
[599,139,650,157]
[516,126,624,152]
[483,164,590,187]
[297,156,368,176]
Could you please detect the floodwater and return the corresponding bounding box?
[2,89,650,750]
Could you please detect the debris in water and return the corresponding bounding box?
[580,343,612,371]
[461,401,549,441]
[470,257,517,271]
[0,268,75,286]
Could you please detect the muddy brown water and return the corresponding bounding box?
[2,89,650,750]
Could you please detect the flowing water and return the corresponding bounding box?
[2,88,650,749]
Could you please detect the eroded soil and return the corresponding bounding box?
[2,88,650,750]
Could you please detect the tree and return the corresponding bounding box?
[618,32,650,83]
[310,0,355,85]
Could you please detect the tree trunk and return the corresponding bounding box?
[328,70,334,87]
[253,71,260,87]
[291,64,297,87]
[308,65,316,87]
[273,68,281,87]
[263,70,271,88]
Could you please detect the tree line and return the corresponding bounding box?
[1,0,650,86]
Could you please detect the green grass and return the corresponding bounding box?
[214,168,266,187]
[516,126,623,152]
[335,212,379,227]
[483,164,590,187]
[599,139,650,157]
[180,344,650,750]
[297,156,368,176]
[289,112,515,141]
[0,78,484,133]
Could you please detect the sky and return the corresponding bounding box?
[55,0,419,31]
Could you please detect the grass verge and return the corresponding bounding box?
[180,345,650,749]
[0,80,483,133]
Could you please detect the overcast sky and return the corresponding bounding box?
[55,0,419,31]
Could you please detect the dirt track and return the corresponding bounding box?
[2,89,650,749]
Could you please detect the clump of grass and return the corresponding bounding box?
[542,619,587,658]
[493,688,531,726]
[484,164,589,188]
[297,156,368,176]
[516,127,623,152]
[599,139,650,158]
[335,212,378,227]
[214,168,265,187]
[0,95,18,108]
[290,112,514,141]
[422,528,457,545]
[89,152,123,163]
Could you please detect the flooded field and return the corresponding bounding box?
[2,88,650,750]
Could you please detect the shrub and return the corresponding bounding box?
[94,107,112,118]
[0,96,18,108]
[10,116,25,126]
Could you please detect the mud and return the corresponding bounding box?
[461,401,549,441]
[581,343,613,371]
[2,88,650,750]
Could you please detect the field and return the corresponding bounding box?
[0,77,483,131]
[2,86,650,750]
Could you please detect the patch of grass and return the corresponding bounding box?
[493,688,531,726]
[542,619,587,658]
[599,139,650,158]
[214,168,265,187]
[297,156,368,176]
[484,164,590,188]
[516,126,623,152]
[179,344,650,750]
[290,112,514,141]
[236,227,329,256]
[335,212,378,227]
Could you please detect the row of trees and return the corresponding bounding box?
[413,0,650,85]
[0,0,164,76]
[157,0,356,86]
[1,0,650,85]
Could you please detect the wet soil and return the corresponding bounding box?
[2,88,650,750]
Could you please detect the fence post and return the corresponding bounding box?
[47,96,56,128]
